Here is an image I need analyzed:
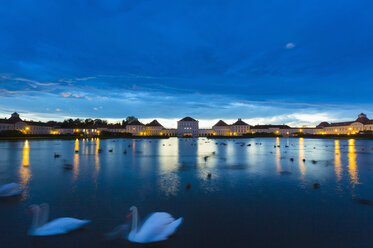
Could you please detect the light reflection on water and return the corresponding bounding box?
[335,140,342,182]
[19,140,31,186]
[1,137,373,248]
[275,137,282,173]
[158,138,180,196]
[299,138,306,179]
[348,139,359,186]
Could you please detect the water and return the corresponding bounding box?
[1,137,373,248]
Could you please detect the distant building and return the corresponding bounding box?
[126,119,145,136]
[316,113,373,134]
[212,120,230,136]
[145,120,164,136]
[2,112,371,137]
[162,128,177,136]
[252,124,291,134]
[230,118,250,136]
[177,117,199,137]
[0,112,53,134]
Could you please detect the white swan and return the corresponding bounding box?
[128,206,183,243]
[28,203,91,236]
[105,206,183,243]
[0,183,24,197]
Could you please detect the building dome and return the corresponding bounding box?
[355,113,369,124]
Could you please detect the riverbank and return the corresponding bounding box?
[0,134,169,141]
[208,133,373,140]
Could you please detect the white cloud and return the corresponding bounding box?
[56,108,61,111]
[61,92,72,97]
[93,107,98,111]
[286,42,295,49]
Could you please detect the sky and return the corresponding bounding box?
[1,0,373,128]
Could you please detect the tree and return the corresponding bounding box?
[126,116,136,123]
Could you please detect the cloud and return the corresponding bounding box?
[61,92,72,97]
[286,42,295,49]
[93,107,98,111]
[75,77,96,81]
[72,93,84,98]
[56,108,61,111]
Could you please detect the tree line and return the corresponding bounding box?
[46,116,137,128]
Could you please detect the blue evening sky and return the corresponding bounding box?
[0,0,372,128]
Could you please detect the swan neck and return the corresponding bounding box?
[131,207,138,233]
[30,206,40,231]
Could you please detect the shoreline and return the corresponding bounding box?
[0,135,170,141]
[2,134,373,141]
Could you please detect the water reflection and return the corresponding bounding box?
[275,137,282,172]
[94,138,100,179]
[158,138,180,196]
[347,139,359,186]
[334,140,342,182]
[299,138,306,179]
[19,140,31,186]
[73,139,80,180]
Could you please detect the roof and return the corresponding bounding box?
[316,122,330,128]
[213,120,229,127]
[127,119,144,126]
[232,119,249,126]
[328,121,354,127]
[252,124,290,129]
[0,119,14,124]
[179,117,197,122]
[355,116,370,124]
[317,113,373,128]
[146,120,163,127]
[24,121,53,127]
[107,124,123,129]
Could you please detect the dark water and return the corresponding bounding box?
[1,137,373,248]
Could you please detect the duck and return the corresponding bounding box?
[63,163,73,170]
[28,203,91,236]
[0,183,24,197]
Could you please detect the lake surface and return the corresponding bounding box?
[1,137,373,248]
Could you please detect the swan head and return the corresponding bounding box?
[27,204,39,214]
[127,206,137,219]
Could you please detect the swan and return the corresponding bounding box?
[106,206,183,243]
[28,203,91,236]
[128,206,183,243]
[0,182,24,197]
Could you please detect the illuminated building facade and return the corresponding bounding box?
[177,117,199,137]
[126,119,146,136]
[1,112,372,137]
[316,113,373,135]
[212,120,231,136]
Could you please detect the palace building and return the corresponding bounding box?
[177,117,199,137]
[316,113,373,135]
[0,112,371,137]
